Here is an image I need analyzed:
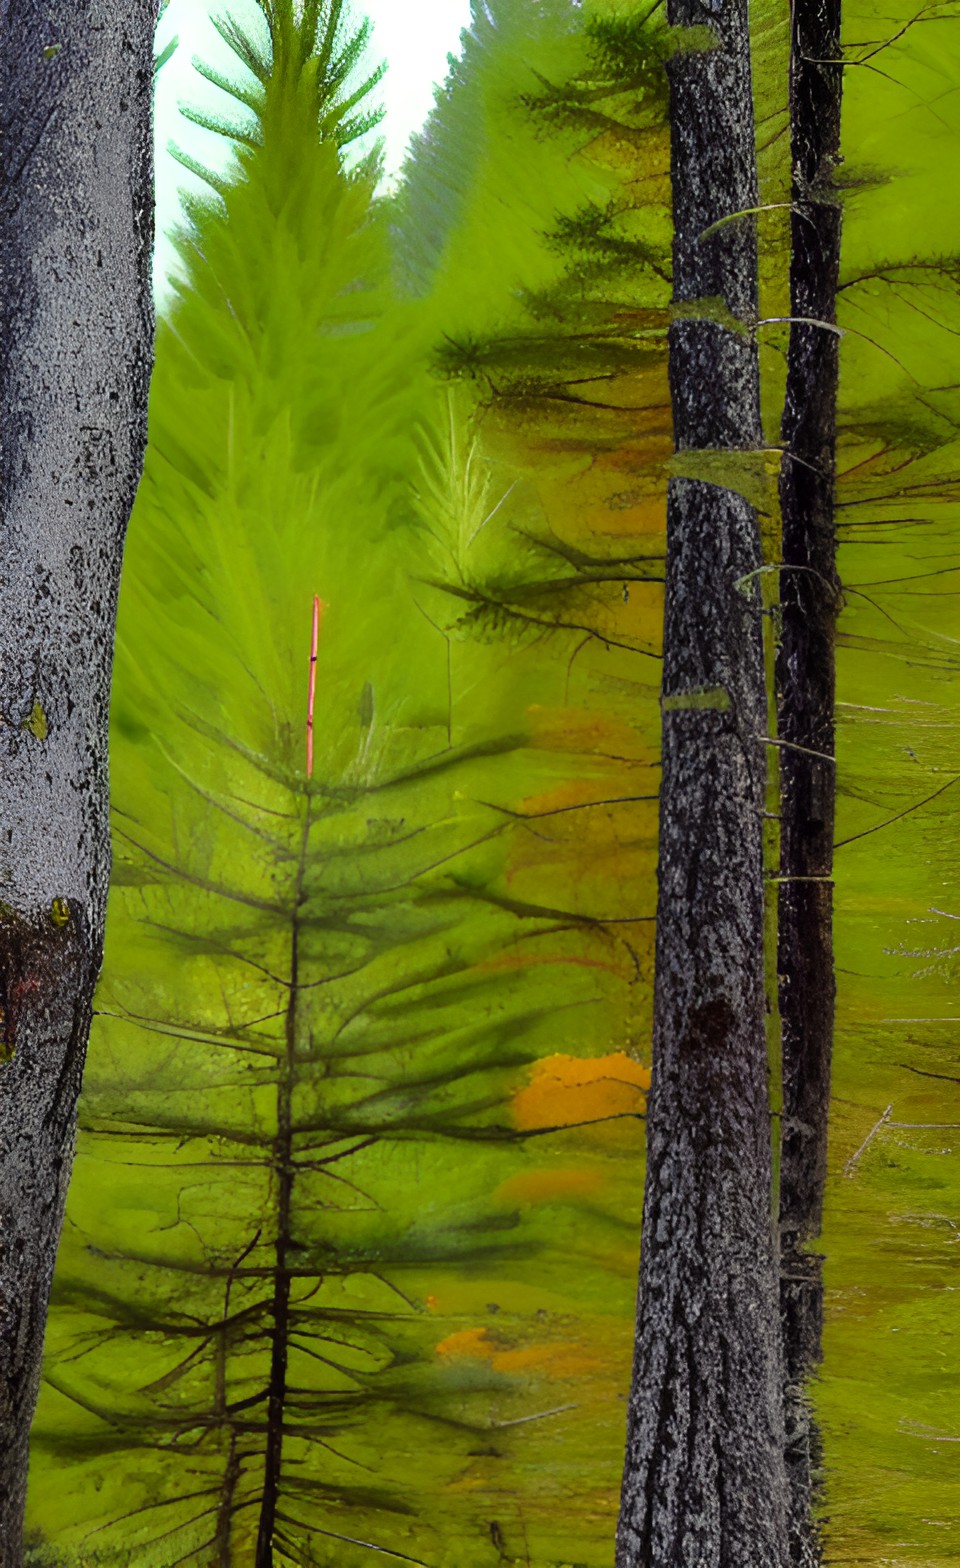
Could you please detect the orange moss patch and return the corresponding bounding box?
[435,1326,601,1379]
[494,1167,605,1206]
[518,778,639,816]
[494,1341,602,1377]
[525,706,658,764]
[512,1051,650,1132]
[506,837,658,899]
[435,1327,493,1360]
[510,780,660,854]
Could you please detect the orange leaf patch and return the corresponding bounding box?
[435,1326,601,1379]
[494,1167,605,1206]
[512,1051,650,1132]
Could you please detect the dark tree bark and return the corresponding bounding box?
[0,3,155,1554]
[776,0,844,1557]
[616,0,789,1562]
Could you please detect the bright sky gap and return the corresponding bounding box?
[153,0,473,298]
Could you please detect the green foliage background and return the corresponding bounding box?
[23,0,960,1563]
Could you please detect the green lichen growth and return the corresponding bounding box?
[663,23,720,56]
[42,43,62,61]
[667,446,778,511]
[671,295,751,335]
[22,701,47,741]
[50,898,71,929]
[663,687,732,712]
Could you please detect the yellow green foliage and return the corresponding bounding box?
[23,0,960,1563]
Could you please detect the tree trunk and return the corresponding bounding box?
[0,3,155,1553]
[776,0,843,1555]
[616,0,789,1561]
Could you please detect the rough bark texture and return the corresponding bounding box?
[616,0,790,1561]
[0,3,155,1553]
[776,0,843,1557]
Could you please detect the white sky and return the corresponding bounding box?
[153,0,473,296]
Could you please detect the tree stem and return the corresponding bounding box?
[256,807,310,1565]
[616,0,789,1558]
[776,0,844,1554]
[0,4,154,1554]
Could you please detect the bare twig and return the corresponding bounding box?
[843,1105,893,1177]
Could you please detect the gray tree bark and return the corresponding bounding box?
[776,0,843,1556]
[0,2,155,1553]
[615,0,789,1560]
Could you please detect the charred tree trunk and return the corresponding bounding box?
[0,3,155,1553]
[776,0,844,1556]
[615,1,790,1564]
